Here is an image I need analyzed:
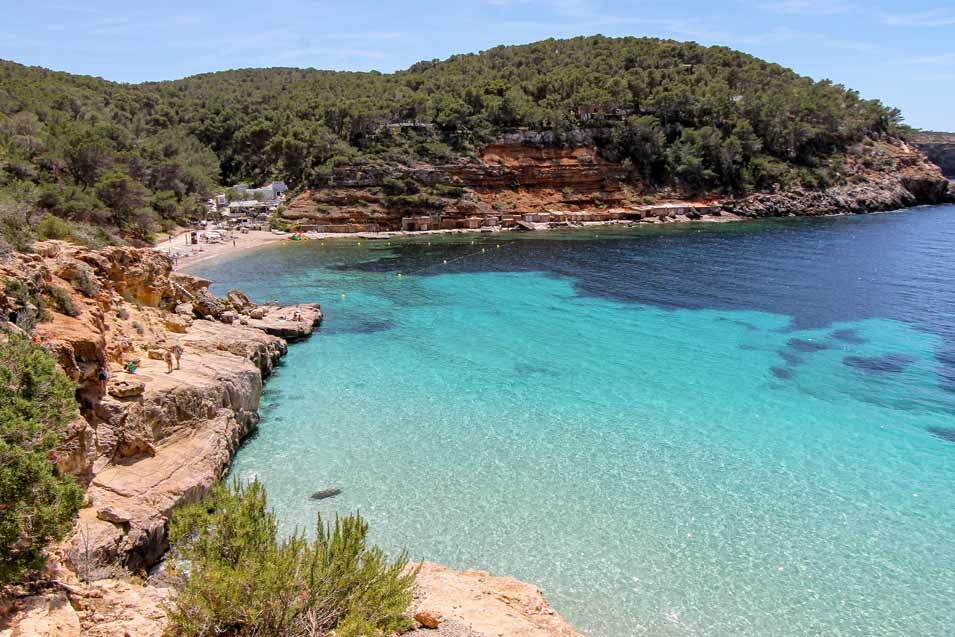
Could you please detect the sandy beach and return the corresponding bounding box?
[156,230,290,270]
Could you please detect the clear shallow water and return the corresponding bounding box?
[192,206,955,636]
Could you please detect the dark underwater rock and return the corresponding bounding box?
[843,353,916,374]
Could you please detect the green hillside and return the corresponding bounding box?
[0,36,905,248]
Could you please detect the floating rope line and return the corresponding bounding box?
[337,240,509,303]
[394,240,509,278]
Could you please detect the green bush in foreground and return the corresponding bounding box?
[0,334,84,584]
[167,480,417,637]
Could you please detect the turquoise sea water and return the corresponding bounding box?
[192,206,955,636]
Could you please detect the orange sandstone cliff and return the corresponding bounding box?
[283,135,952,233]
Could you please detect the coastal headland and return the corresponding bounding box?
[0,241,580,636]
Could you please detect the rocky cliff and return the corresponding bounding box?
[0,241,321,572]
[283,135,952,233]
[912,131,955,178]
[723,137,953,217]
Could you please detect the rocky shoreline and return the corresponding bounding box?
[281,136,952,235]
[0,241,579,637]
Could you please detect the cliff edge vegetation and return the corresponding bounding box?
[0,335,83,585]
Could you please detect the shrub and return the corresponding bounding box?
[384,194,442,210]
[46,285,81,317]
[151,190,179,218]
[381,177,420,196]
[129,207,159,242]
[37,213,73,240]
[269,217,290,232]
[434,184,465,198]
[0,334,84,584]
[35,212,120,249]
[0,195,36,254]
[69,263,101,298]
[381,177,408,196]
[4,279,48,331]
[167,480,417,637]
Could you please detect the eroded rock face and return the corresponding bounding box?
[0,592,81,637]
[72,579,170,637]
[912,131,955,179]
[282,133,950,234]
[723,138,953,217]
[410,562,583,637]
[65,323,285,571]
[0,242,314,574]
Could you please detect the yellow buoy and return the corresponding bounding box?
[341,293,346,299]
[357,241,362,246]
[397,273,402,278]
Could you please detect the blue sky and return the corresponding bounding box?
[2,1,953,130]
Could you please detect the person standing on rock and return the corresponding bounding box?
[172,344,183,369]
[97,366,109,394]
[164,349,174,373]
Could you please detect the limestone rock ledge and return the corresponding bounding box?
[72,334,277,571]
[408,562,583,637]
[0,592,81,637]
[0,241,319,572]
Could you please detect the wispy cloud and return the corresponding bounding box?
[485,0,620,25]
[759,0,854,16]
[911,72,955,81]
[881,7,955,26]
[895,54,955,66]
[318,31,403,42]
[273,46,389,63]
